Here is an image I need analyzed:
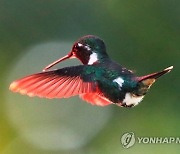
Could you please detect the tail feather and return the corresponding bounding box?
[137,66,173,82]
[134,66,173,96]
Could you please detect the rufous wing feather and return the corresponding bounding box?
[9,66,97,99]
[80,93,112,106]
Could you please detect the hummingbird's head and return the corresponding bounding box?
[71,35,109,64]
[43,35,109,71]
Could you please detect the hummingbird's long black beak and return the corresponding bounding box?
[43,52,74,71]
[137,66,173,82]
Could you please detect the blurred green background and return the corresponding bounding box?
[0,0,179,154]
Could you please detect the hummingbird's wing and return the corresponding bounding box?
[80,93,112,106]
[9,65,98,99]
[10,65,113,106]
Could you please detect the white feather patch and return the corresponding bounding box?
[113,77,124,88]
[88,52,98,65]
[77,43,83,47]
[123,93,144,106]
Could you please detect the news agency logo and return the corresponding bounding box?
[121,132,136,148]
[121,132,180,149]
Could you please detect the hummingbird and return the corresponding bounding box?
[9,35,173,107]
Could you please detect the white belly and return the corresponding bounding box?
[123,93,144,106]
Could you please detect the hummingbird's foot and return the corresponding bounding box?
[116,102,135,108]
[121,103,135,108]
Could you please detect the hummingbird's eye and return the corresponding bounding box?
[73,43,92,54]
[73,43,83,51]
[77,43,83,47]
[76,43,83,49]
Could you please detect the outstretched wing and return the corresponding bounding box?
[9,65,98,99]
